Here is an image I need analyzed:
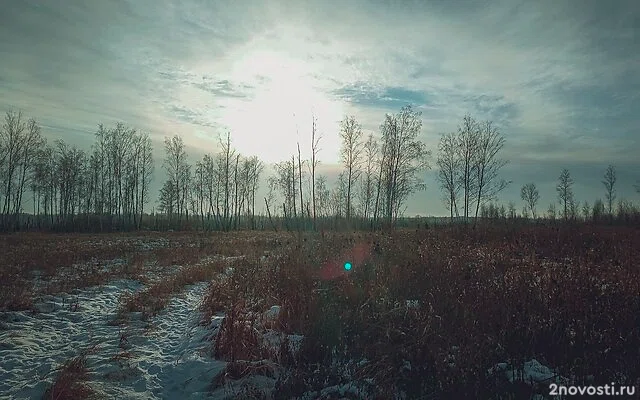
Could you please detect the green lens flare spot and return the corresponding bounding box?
[344,262,352,271]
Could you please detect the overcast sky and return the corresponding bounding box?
[1,0,639,216]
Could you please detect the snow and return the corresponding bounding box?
[1,279,142,398]
[1,241,571,400]
[489,359,565,385]
[135,238,172,251]
[261,329,304,358]
[0,279,227,399]
[263,305,281,321]
[405,299,419,308]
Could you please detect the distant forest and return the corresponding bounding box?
[1,106,638,232]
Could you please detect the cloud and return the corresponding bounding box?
[1,0,639,216]
[193,79,253,98]
[332,84,431,110]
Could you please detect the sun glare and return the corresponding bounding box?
[220,50,344,163]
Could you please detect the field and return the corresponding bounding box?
[1,225,639,399]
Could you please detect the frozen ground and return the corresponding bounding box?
[0,279,228,399]
[0,247,565,400]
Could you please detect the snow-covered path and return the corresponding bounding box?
[95,282,227,399]
[0,280,226,399]
[0,279,142,399]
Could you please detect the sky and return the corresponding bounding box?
[1,0,639,216]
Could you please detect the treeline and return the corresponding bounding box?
[265,105,430,231]
[155,105,430,231]
[1,106,639,232]
[0,111,153,231]
[433,115,640,226]
[156,133,264,231]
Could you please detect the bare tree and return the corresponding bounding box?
[194,158,206,228]
[339,115,364,220]
[290,154,297,218]
[158,180,176,217]
[245,156,263,229]
[269,158,296,220]
[54,140,86,224]
[547,202,556,220]
[14,118,45,228]
[358,134,378,219]
[137,132,153,228]
[1,111,26,225]
[372,134,385,227]
[507,201,516,219]
[109,123,136,225]
[472,120,509,222]
[218,132,236,230]
[581,201,590,221]
[309,115,321,228]
[329,171,347,219]
[456,115,479,222]
[162,135,189,224]
[592,198,605,222]
[314,174,330,219]
[202,153,223,228]
[569,198,579,221]
[297,142,305,222]
[32,144,57,225]
[436,132,461,220]
[602,165,616,215]
[0,114,156,231]
[232,154,241,229]
[378,105,431,225]
[0,112,49,230]
[520,183,540,219]
[556,169,574,220]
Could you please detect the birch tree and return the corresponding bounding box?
[472,120,509,222]
[309,115,320,228]
[602,165,616,215]
[436,132,461,220]
[339,115,364,220]
[520,183,540,219]
[556,169,574,220]
[358,134,378,219]
[378,105,431,224]
[162,135,189,223]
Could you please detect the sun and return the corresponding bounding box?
[220,50,344,163]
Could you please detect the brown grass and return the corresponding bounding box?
[0,230,267,310]
[4,226,638,398]
[116,259,225,322]
[42,350,95,400]
[200,225,640,399]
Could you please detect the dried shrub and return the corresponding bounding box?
[43,351,95,400]
[119,261,223,319]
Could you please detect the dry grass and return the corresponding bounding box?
[43,350,95,400]
[4,226,638,398]
[116,261,224,322]
[0,230,268,311]
[200,225,640,399]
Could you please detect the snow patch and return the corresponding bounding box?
[0,280,226,399]
[0,279,142,399]
[264,305,280,321]
[489,359,565,385]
